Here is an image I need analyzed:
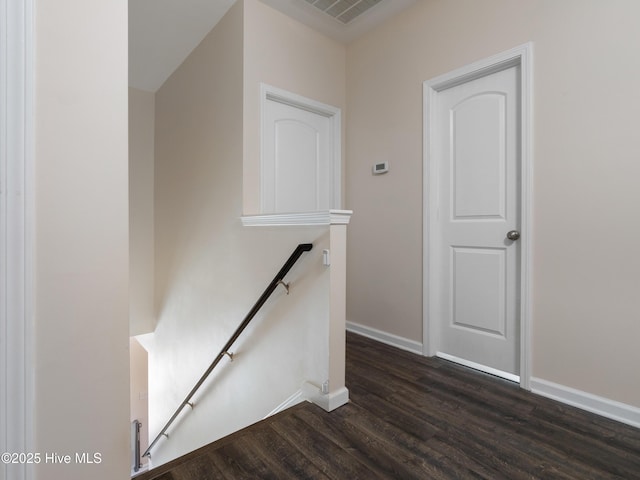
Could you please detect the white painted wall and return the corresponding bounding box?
[130,87,156,336]
[345,0,640,408]
[149,1,345,466]
[32,0,130,478]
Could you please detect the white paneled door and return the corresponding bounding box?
[429,64,521,381]
[261,86,340,214]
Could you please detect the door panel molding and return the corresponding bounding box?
[451,93,507,219]
[423,43,533,389]
[451,246,507,337]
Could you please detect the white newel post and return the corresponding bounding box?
[325,218,350,410]
[241,210,352,411]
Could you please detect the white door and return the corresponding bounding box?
[429,65,521,380]
[262,95,336,214]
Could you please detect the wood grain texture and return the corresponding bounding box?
[136,332,640,479]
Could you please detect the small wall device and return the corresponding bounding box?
[372,161,389,175]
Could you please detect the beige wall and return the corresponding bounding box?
[33,0,130,478]
[130,87,156,336]
[242,0,346,213]
[346,0,640,407]
[150,1,344,466]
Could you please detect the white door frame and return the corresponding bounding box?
[260,83,342,213]
[1,0,35,479]
[423,43,533,390]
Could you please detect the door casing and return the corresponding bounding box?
[423,43,533,389]
[1,0,35,478]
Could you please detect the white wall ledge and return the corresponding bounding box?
[241,210,353,227]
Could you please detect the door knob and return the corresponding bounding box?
[506,230,521,241]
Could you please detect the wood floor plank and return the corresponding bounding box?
[365,374,625,479]
[270,408,388,480]
[205,444,264,480]
[347,386,541,479]
[292,403,448,480]
[234,426,332,480]
[301,399,508,480]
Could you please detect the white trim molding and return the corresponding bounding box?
[423,42,534,390]
[263,390,306,418]
[1,0,35,479]
[241,209,352,227]
[346,321,423,356]
[302,383,349,412]
[531,378,640,429]
[436,352,520,383]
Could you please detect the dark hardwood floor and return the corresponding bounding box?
[137,332,640,479]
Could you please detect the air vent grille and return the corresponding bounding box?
[304,0,384,24]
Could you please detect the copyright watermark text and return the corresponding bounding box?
[1,452,102,465]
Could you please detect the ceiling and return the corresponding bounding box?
[129,0,416,92]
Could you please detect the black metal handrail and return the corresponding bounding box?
[143,243,313,458]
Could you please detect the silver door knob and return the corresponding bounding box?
[506,230,520,241]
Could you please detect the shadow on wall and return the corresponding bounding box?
[145,228,331,467]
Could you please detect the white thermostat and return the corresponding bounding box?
[372,161,389,175]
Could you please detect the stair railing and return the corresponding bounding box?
[143,243,313,458]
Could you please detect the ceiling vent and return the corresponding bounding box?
[303,0,385,24]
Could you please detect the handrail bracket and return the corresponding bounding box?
[277,280,290,294]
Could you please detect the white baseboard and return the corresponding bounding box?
[265,383,350,418]
[302,383,350,412]
[530,377,640,429]
[346,321,423,355]
[264,390,305,418]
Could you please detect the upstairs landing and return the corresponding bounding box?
[136,332,640,479]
